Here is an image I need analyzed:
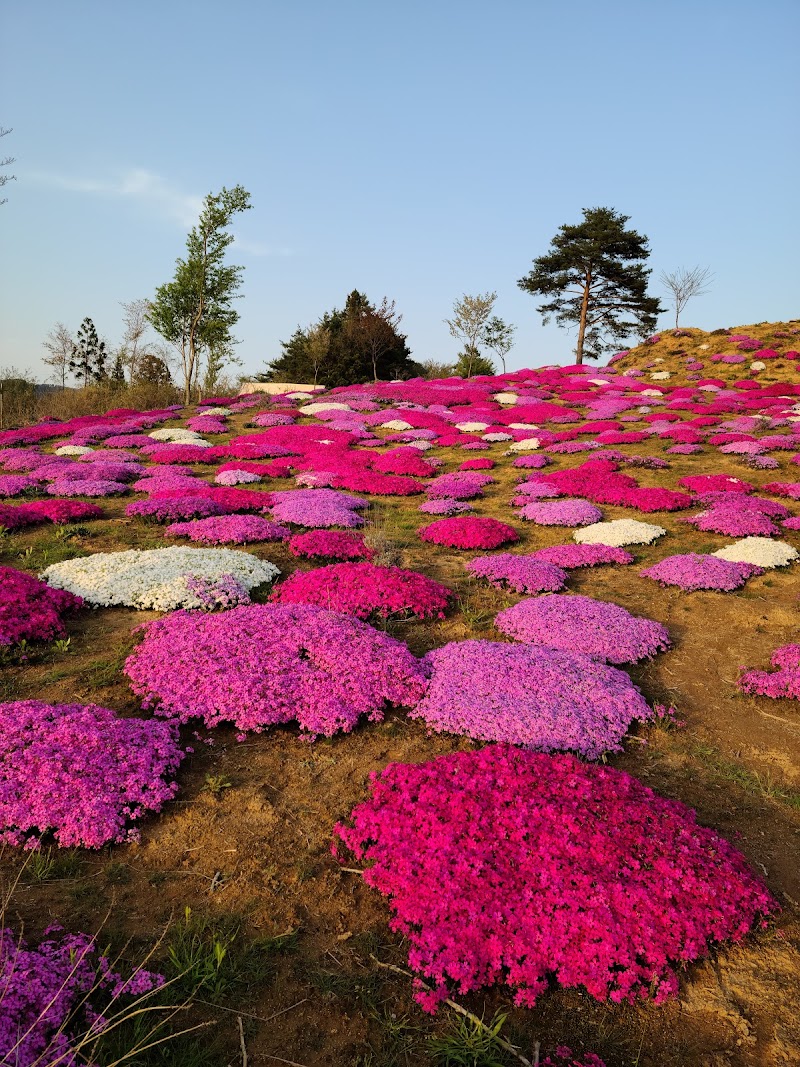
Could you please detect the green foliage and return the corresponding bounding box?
[517,206,663,363]
[0,368,38,429]
[202,774,232,798]
[445,292,513,375]
[267,290,416,387]
[454,347,495,377]
[149,186,252,403]
[135,351,173,386]
[427,1011,511,1067]
[68,317,108,385]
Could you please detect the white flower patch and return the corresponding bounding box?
[298,402,352,415]
[148,429,212,446]
[641,389,664,396]
[404,439,433,450]
[712,538,798,569]
[750,361,766,371]
[199,407,232,416]
[456,422,490,432]
[587,379,610,386]
[575,519,666,547]
[41,547,280,610]
[379,420,413,431]
[508,438,541,452]
[508,423,540,430]
[55,446,94,456]
[482,432,512,442]
[650,372,671,381]
[492,393,518,405]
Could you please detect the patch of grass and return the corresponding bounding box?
[691,742,800,810]
[427,1011,512,1067]
[105,860,132,885]
[202,774,232,798]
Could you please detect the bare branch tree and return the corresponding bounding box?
[0,127,16,206]
[119,298,152,383]
[659,265,713,329]
[445,292,497,377]
[483,315,516,374]
[42,322,74,389]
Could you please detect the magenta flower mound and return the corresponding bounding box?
[518,498,603,526]
[0,701,184,848]
[0,474,38,497]
[410,641,653,758]
[466,554,567,594]
[419,516,519,550]
[683,508,780,537]
[0,924,163,1067]
[0,567,83,648]
[531,544,634,568]
[21,499,104,524]
[166,514,290,544]
[288,529,374,561]
[738,644,800,699]
[272,562,452,620]
[334,744,776,1011]
[678,474,753,494]
[126,495,227,523]
[641,554,764,592]
[125,603,428,737]
[495,594,670,665]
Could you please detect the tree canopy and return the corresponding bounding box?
[517,207,663,363]
[266,290,419,387]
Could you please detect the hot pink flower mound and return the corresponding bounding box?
[288,530,374,561]
[495,594,670,665]
[739,644,800,699]
[125,603,428,737]
[641,554,764,591]
[0,701,184,848]
[531,544,634,568]
[334,745,776,1011]
[21,500,104,524]
[410,640,653,757]
[165,514,290,544]
[678,474,753,494]
[0,925,163,1067]
[466,554,567,594]
[419,516,519,550]
[272,562,451,620]
[0,567,83,649]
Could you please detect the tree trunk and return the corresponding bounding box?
[575,272,591,365]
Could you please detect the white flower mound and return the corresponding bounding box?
[406,439,433,450]
[56,445,94,456]
[712,538,798,569]
[148,428,211,446]
[380,420,413,431]
[508,437,541,452]
[493,393,518,405]
[200,406,232,416]
[456,422,490,432]
[650,371,671,381]
[508,422,540,430]
[575,519,667,547]
[750,361,766,372]
[41,547,280,610]
[482,432,512,442]
[299,402,352,414]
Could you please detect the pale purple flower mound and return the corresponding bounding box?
[46,479,127,497]
[739,644,800,699]
[333,744,776,1012]
[418,497,475,516]
[410,640,653,758]
[166,514,290,544]
[272,562,451,620]
[183,573,252,610]
[531,544,634,569]
[419,516,519,549]
[495,594,671,665]
[0,474,37,497]
[641,554,764,591]
[125,603,428,737]
[270,488,367,528]
[0,701,184,848]
[518,498,603,527]
[0,924,163,1067]
[466,554,567,594]
[288,530,374,561]
[0,567,83,648]
[127,495,228,523]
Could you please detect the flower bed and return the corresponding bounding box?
[518,498,603,526]
[0,567,83,649]
[574,519,666,547]
[272,562,452,620]
[166,514,291,544]
[739,644,800,699]
[334,745,775,1011]
[41,547,279,610]
[641,554,764,591]
[15,500,104,524]
[495,594,670,664]
[288,529,374,561]
[712,537,798,569]
[419,516,519,550]
[125,603,428,737]
[410,641,653,757]
[0,700,184,847]
[530,544,634,568]
[466,554,567,594]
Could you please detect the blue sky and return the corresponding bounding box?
[2,0,798,381]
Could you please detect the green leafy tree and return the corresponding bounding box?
[483,315,516,373]
[109,351,126,389]
[266,290,415,387]
[148,185,252,403]
[517,206,663,363]
[455,347,495,377]
[68,317,108,386]
[445,292,514,375]
[134,351,172,386]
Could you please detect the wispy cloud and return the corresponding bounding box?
[29,167,205,227]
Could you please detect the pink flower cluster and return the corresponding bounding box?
[0,701,184,848]
[530,544,634,568]
[166,514,290,544]
[641,554,764,591]
[126,495,228,523]
[273,562,451,620]
[518,498,603,526]
[495,594,671,665]
[1,924,163,1067]
[288,529,374,561]
[270,488,367,528]
[125,603,428,737]
[0,567,83,648]
[334,745,776,1011]
[738,644,800,699]
[419,516,519,550]
[466,553,567,594]
[410,640,653,758]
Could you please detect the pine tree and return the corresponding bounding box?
[517,207,663,363]
[67,318,108,385]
